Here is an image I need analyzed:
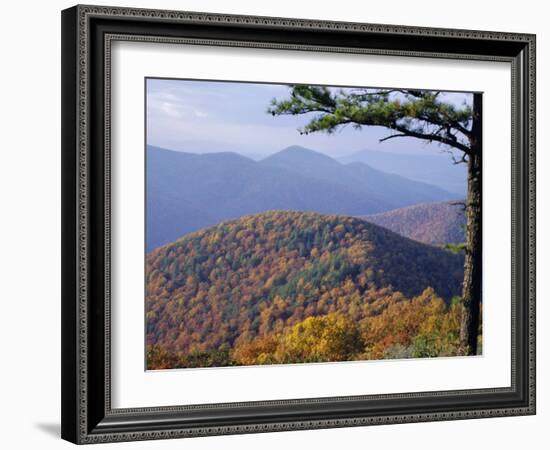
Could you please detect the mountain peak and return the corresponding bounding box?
[281,144,323,154]
[264,145,337,163]
[261,146,343,175]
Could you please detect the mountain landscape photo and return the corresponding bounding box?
[145,78,481,369]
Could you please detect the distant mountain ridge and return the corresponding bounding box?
[147,145,459,251]
[361,201,466,246]
[261,146,454,209]
[340,148,467,195]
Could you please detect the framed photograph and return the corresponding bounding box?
[61,4,536,444]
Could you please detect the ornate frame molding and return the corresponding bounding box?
[61,4,536,444]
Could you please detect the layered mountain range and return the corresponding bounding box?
[147,145,459,251]
[340,148,467,195]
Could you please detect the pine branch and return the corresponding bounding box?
[268,85,474,154]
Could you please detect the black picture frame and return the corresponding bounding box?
[61,4,536,444]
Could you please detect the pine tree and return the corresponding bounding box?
[268,87,481,354]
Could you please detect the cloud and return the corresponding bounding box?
[146,79,473,157]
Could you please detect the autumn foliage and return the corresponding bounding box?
[363,201,466,246]
[146,210,467,369]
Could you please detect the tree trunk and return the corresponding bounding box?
[460,93,483,355]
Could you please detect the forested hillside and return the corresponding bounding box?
[362,201,466,246]
[146,211,465,368]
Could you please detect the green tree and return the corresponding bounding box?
[268,86,482,355]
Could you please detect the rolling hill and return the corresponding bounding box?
[362,201,466,246]
[147,145,458,251]
[146,211,464,358]
[340,148,467,195]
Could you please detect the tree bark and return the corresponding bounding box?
[459,93,483,355]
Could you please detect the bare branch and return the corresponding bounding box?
[392,125,471,154]
[450,121,471,137]
[416,113,472,139]
[438,147,469,165]
[378,133,407,143]
[449,201,467,211]
[451,152,469,165]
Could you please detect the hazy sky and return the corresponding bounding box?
[146,78,473,159]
